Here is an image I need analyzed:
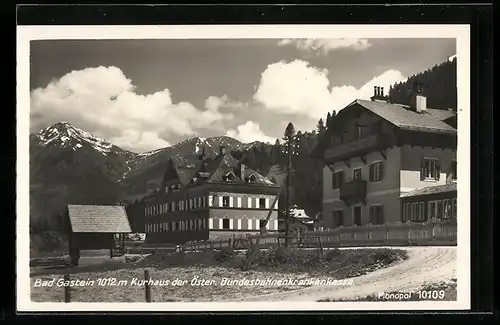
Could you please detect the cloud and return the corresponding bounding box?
[277,38,372,55]
[204,94,245,112]
[30,66,232,152]
[225,121,276,144]
[254,59,406,120]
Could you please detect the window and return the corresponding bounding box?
[259,198,266,209]
[259,219,267,229]
[421,158,441,181]
[428,200,445,220]
[369,205,384,225]
[165,186,169,194]
[224,172,236,181]
[189,198,193,209]
[332,171,344,189]
[402,203,411,222]
[369,162,383,182]
[353,168,362,181]
[442,199,452,219]
[419,202,425,221]
[406,201,426,222]
[452,198,457,218]
[332,210,344,228]
[222,218,230,229]
[355,125,364,139]
[222,196,230,208]
[436,200,443,218]
[411,202,419,221]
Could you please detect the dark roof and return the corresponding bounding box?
[67,205,132,233]
[351,99,457,134]
[400,183,457,198]
[425,108,457,121]
[168,153,278,189]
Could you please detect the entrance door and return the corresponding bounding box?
[353,206,362,226]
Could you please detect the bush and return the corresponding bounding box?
[213,248,235,263]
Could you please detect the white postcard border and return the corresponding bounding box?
[17,24,471,312]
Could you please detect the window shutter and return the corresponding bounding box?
[420,158,426,181]
[436,160,441,180]
[379,162,384,181]
[369,164,373,182]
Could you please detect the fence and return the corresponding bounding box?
[182,218,457,252]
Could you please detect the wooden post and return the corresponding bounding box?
[318,236,324,256]
[64,274,71,303]
[144,270,151,302]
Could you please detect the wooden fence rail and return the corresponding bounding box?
[180,219,457,252]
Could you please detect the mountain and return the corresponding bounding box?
[121,136,252,198]
[29,122,272,241]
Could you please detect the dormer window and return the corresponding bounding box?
[223,172,236,182]
[247,174,257,183]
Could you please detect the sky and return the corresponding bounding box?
[29,38,456,153]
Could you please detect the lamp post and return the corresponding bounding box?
[282,122,300,248]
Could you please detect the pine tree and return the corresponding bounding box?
[317,118,326,135]
[326,112,332,128]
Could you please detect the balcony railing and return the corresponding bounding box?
[339,180,367,204]
[324,134,389,163]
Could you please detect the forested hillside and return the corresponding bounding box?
[389,57,457,110]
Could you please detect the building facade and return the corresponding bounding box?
[312,84,458,229]
[400,183,457,222]
[128,148,280,244]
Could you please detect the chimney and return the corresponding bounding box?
[371,85,388,102]
[219,146,226,155]
[239,163,246,179]
[410,82,427,113]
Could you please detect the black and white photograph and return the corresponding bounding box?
[17,25,470,311]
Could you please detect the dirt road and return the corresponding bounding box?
[237,246,457,302]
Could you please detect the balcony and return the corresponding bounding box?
[339,180,367,205]
[324,134,390,164]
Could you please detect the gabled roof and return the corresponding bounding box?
[348,99,457,134]
[400,183,457,198]
[205,154,276,186]
[67,205,132,233]
[166,153,277,189]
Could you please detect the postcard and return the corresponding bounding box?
[17,24,470,312]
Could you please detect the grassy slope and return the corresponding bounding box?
[30,248,408,302]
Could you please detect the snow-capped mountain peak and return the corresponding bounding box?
[36,122,113,154]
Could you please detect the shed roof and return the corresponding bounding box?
[400,183,457,198]
[67,205,132,233]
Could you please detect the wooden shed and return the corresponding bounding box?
[65,205,132,265]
